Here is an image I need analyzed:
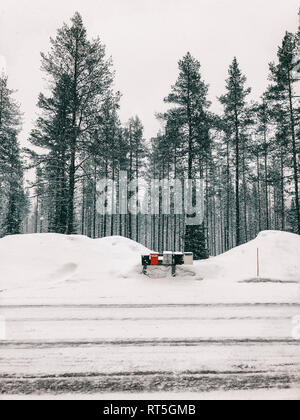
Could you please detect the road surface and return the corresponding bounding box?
[0,303,300,397]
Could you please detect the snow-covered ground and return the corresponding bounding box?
[0,231,299,399]
[0,230,299,305]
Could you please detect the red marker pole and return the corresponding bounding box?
[257,248,260,278]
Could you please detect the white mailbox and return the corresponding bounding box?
[184,252,193,265]
[163,251,173,265]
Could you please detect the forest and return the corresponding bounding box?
[0,12,299,258]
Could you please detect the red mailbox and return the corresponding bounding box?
[150,253,159,265]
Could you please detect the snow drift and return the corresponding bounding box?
[0,233,150,289]
[0,230,299,305]
[196,230,300,283]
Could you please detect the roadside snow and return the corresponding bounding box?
[0,234,149,287]
[196,231,300,283]
[0,231,299,305]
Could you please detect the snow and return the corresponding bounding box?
[0,231,299,399]
[0,233,149,286]
[0,55,7,74]
[196,230,300,283]
[0,230,299,305]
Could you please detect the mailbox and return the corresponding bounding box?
[141,251,193,276]
[184,252,193,265]
[150,253,159,265]
[141,255,150,266]
[163,251,173,265]
[173,253,184,265]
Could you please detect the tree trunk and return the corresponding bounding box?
[264,145,269,230]
[287,71,300,234]
[234,105,241,246]
[280,148,285,230]
[257,153,262,232]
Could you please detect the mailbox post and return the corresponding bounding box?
[141,252,193,277]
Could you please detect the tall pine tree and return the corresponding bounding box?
[0,75,28,235]
[219,58,251,246]
[267,31,300,234]
[29,12,114,234]
[164,52,210,259]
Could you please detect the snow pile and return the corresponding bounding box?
[195,231,300,283]
[0,230,299,305]
[0,234,150,290]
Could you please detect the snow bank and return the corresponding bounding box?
[0,230,299,305]
[195,230,300,282]
[0,233,149,289]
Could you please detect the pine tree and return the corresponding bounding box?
[164,52,210,259]
[29,12,114,234]
[0,75,28,235]
[88,91,122,238]
[219,58,251,246]
[287,199,298,233]
[123,117,145,241]
[28,75,72,233]
[267,31,300,234]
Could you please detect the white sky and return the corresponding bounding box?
[0,0,299,143]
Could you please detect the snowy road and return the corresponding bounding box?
[0,303,300,397]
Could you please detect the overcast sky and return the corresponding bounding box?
[0,0,299,143]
